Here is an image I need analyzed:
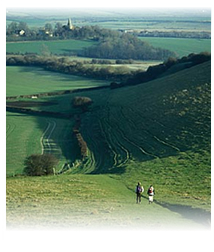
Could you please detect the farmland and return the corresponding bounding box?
[6,37,211,58]
[6,8,211,230]
[6,66,110,175]
[6,66,109,96]
[6,39,96,55]
[139,37,211,57]
[6,59,211,229]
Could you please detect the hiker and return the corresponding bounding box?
[135,182,144,204]
[147,185,155,204]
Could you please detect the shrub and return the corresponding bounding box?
[72,96,93,111]
[24,154,58,176]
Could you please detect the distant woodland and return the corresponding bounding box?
[6,21,176,60]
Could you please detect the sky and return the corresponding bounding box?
[4,0,213,9]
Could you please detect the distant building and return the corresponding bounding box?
[67,18,74,30]
[63,18,74,30]
[19,29,25,36]
[15,29,25,36]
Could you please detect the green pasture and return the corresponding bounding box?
[6,111,75,175]
[6,37,211,59]
[6,10,211,230]
[6,112,46,175]
[6,66,109,174]
[140,37,211,57]
[6,39,96,55]
[6,60,211,229]
[94,19,211,32]
[64,61,211,210]
[6,66,109,97]
[6,173,210,229]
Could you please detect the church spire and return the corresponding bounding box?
[67,18,73,30]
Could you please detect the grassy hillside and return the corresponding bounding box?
[6,60,211,229]
[6,174,210,229]
[6,66,109,96]
[68,60,211,209]
[78,60,211,170]
[6,112,74,175]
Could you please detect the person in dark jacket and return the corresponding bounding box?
[135,182,144,204]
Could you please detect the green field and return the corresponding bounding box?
[6,59,211,229]
[64,60,211,210]
[6,39,96,55]
[6,112,75,175]
[6,8,211,232]
[140,37,211,57]
[6,66,110,175]
[6,66,109,96]
[6,173,210,229]
[6,37,211,59]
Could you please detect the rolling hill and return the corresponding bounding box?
[6,58,211,229]
[68,60,211,210]
[78,60,211,172]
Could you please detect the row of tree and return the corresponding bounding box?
[119,52,211,87]
[6,54,134,81]
[138,30,211,39]
[23,95,92,176]
[6,52,211,87]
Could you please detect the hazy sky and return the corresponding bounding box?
[5,0,213,8]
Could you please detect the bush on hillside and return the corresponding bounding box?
[72,96,93,111]
[23,154,58,176]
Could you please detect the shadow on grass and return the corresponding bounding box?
[154,199,211,228]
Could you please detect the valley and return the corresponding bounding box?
[6,8,211,230]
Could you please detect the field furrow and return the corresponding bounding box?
[6,123,16,139]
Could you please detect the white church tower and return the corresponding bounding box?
[67,18,74,30]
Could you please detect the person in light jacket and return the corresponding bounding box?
[147,185,155,204]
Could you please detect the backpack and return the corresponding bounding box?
[136,186,144,193]
[137,185,143,193]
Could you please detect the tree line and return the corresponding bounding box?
[6,52,211,86]
[6,21,176,61]
[138,30,211,39]
[113,52,211,87]
[6,54,134,81]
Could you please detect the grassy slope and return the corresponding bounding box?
[6,112,74,175]
[6,174,210,229]
[6,61,211,229]
[6,67,109,174]
[75,60,211,209]
[79,61,211,169]
[6,66,109,96]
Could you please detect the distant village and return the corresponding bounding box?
[7,18,211,41]
[11,18,74,38]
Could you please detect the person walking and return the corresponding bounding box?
[135,182,144,204]
[147,185,155,203]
